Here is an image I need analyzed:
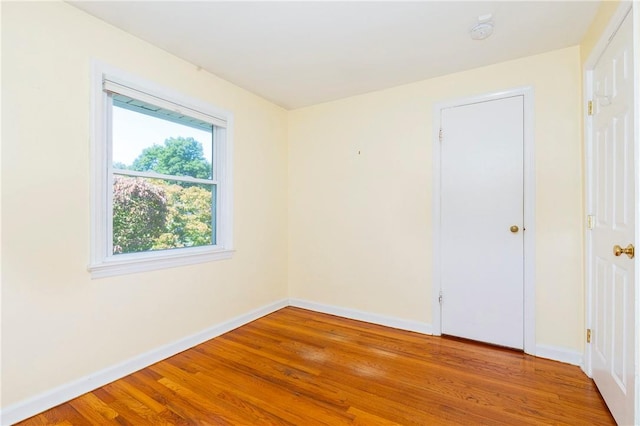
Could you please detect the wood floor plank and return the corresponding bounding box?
[16,307,615,425]
[66,393,121,425]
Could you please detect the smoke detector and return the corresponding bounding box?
[470,14,494,40]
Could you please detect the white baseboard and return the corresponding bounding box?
[535,344,583,366]
[289,298,433,335]
[0,299,288,426]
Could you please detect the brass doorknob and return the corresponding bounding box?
[510,225,519,233]
[613,244,635,259]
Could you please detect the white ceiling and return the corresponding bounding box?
[70,1,601,109]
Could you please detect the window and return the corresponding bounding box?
[90,63,233,278]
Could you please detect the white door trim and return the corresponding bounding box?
[583,3,638,422]
[432,87,536,355]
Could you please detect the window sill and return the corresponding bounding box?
[88,247,234,279]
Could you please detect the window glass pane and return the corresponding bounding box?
[112,104,213,179]
[112,176,215,255]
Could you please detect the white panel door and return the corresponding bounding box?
[440,96,524,349]
[590,12,635,426]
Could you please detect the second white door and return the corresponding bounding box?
[440,95,524,349]
[589,11,636,426]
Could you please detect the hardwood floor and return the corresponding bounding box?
[17,307,614,425]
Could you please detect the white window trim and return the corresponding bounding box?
[89,61,234,279]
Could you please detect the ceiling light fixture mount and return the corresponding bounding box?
[470,13,494,41]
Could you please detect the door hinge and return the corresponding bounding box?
[439,128,443,142]
[587,215,595,230]
[588,100,593,116]
[438,292,443,305]
[587,328,592,343]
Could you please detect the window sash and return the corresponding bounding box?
[111,175,217,255]
[106,91,218,259]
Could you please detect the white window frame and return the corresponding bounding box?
[89,61,234,279]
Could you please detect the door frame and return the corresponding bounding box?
[432,87,536,355]
[583,0,638,411]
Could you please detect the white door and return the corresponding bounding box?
[440,96,524,349]
[590,12,636,426]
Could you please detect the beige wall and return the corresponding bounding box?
[1,2,288,406]
[288,47,584,352]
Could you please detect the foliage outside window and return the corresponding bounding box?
[90,63,233,278]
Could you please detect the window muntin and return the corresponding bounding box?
[90,63,233,278]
